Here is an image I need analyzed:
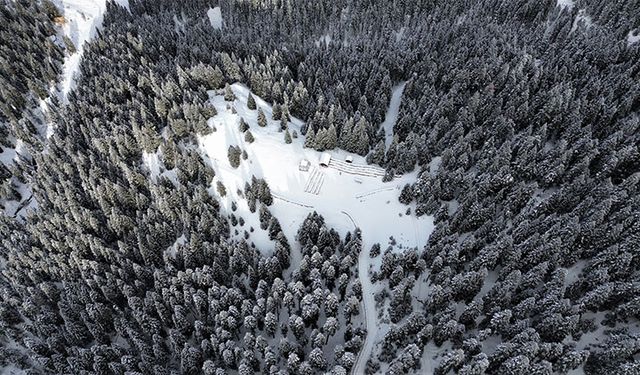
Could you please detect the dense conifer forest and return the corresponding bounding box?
[0,0,639,373]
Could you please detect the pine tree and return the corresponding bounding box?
[367,140,386,166]
[216,181,227,196]
[339,118,354,150]
[224,83,235,101]
[272,103,282,121]
[247,93,256,110]
[257,108,267,127]
[245,130,255,143]
[228,145,241,168]
[238,118,249,132]
[326,124,337,150]
[315,128,327,151]
[284,129,292,144]
[304,126,316,148]
[353,118,370,155]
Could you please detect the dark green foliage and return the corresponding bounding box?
[238,118,249,133]
[227,145,241,168]
[247,93,256,110]
[257,108,267,127]
[244,130,255,143]
[399,184,414,205]
[284,129,292,144]
[216,180,227,196]
[224,83,236,101]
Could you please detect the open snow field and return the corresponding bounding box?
[207,7,223,30]
[198,84,434,257]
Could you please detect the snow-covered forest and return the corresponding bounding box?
[1,0,639,374]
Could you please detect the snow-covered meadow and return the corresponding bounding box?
[197,84,434,258]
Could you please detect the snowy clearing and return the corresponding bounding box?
[380,82,407,151]
[207,7,223,30]
[199,83,433,256]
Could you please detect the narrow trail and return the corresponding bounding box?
[380,82,407,151]
[346,212,376,375]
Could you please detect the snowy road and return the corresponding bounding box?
[350,214,376,375]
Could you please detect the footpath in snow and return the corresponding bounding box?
[56,0,129,104]
[380,82,407,151]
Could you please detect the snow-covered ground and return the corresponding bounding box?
[207,7,223,30]
[628,29,640,46]
[197,83,434,374]
[199,84,434,256]
[380,82,407,151]
[557,0,574,10]
[570,9,594,33]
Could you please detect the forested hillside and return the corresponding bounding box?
[0,0,638,374]
[1,0,65,215]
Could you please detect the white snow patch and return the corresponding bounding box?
[142,150,162,180]
[557,0,574,10]
[165,234,186,258]
[429,156,442,176]
[114,0,129,11]
[0,144,18,167]
[207,7,222,30]
[380,82,407,151]
[628,29,640,46]
[570,9,594,33]
[315,34,333,47]
[393,27,406,42]
[199,84,435,374]
[0,364,26,375]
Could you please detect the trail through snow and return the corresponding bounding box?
[352,219,376,375]
[3,0,125,218]
[380,82,407,150]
